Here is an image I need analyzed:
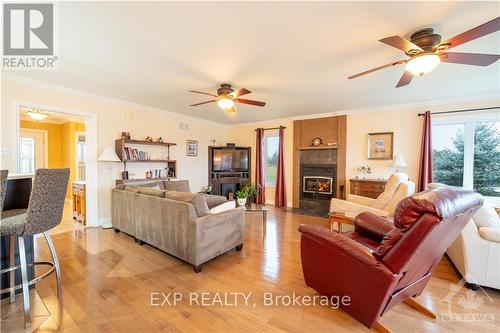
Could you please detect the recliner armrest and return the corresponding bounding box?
[353,212,394,240]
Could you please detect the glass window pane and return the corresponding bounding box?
[432,124,465,187]
[19,137,35,174]
[473,121,500,197]
[265,135,279,186]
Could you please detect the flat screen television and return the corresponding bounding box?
[212,148,249,172]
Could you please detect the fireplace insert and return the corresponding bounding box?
[302,176,333,195]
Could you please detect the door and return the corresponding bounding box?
[19,130,47,174]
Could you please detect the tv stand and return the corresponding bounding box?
[208,146,251,198]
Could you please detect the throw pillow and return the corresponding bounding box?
[473,203,500,229]
[139,187,166,198]
[165,191,209,217]
[209,201,236,214]
[204,194,227,209]
[163,180,191,193]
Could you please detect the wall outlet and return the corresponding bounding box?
[178,121,189,131]
[0,148,10,156]
[123,110,132,121]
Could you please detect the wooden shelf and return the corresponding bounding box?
[298,146,338,150]
[119,139,177,147]
[122,159,176,163]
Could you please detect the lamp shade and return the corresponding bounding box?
[98,147,121,162]
[392,154,407,168]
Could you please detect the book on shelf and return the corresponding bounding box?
[123,147,150,161]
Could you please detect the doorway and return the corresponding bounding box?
[16,104,97,229]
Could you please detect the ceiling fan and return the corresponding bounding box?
[348,17,500,88]
[189,84,266,112]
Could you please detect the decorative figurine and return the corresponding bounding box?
[121,132,130,139]
[145,136,153,142]
[157,137,164,143]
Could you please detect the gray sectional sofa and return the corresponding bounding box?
[111,180,245,272]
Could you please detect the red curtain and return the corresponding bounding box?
[255,128,265,204]
[275,127,287,207]
[418,111,433,191]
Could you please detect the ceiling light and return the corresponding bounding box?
[27,110,49,121]
[405,53,441,76]
[217,95,235,110]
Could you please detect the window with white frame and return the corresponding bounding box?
[19,137,36,174]
[264,132,279,186]
[432,111,500,197]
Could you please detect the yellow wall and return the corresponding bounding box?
[20,119,85,199]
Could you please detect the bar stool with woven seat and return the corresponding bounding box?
[0,168,69,328]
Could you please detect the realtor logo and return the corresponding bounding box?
[2,3,58,69]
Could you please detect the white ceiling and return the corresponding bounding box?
[5,1,500,124]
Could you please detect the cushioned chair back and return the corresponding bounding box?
[0,169,8,213]
[372,173,409,210]
[384,181,416,216]
[24,168,70,235]
[375,188,482,290]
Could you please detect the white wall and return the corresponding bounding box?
[1,78,228,225]
[227,118,294,207]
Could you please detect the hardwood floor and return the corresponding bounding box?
[3,207,500,332]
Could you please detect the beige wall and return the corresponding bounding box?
[227,119,294,207]
[1,78,229,225]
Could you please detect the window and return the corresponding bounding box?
[432,124,465,187]
[19,137,35,174]
[264,134,279,186]
[433,113,500,197]
[77,135,86,181]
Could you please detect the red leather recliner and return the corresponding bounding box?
[299,187,483,330]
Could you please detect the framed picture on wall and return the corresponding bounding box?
[367,132,393,160]
[186,140,198,157]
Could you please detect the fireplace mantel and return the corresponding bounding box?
[298,146,337,150]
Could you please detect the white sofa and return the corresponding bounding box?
[446,199,500,290]
[330,173,416,218]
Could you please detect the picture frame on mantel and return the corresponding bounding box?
[186,140,198,157]
[367,132,393,160]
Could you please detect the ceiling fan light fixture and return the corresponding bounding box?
[217,95,235,110]
[405,53,441,76]
[27,110,49,121]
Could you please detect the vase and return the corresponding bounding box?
[237,198,247,206]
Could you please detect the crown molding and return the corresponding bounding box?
[2,73,229,128]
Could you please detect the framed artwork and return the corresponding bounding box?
[186,140,198,157]
[367,132,393,160]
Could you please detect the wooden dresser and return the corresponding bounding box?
[349,178,387,199]
[72,181,86,225]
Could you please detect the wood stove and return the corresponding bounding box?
[302,176,334,195]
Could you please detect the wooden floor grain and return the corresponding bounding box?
[4,206,500,332]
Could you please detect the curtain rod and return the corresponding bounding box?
[417,106,499,117]
[255,126,286,131]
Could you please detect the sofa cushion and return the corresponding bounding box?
[165,191,209,217]
[163,180,190,193]
[372,173,408,210]
[124,185,142,193]
[473,203,500,229]
[139,187,166,198]
[204,194,227,209]
[479,227,500,243]
[209,201,236,214]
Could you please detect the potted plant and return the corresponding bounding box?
[236,183,257,206]
[356,165,372,179]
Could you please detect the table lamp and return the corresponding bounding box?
[392,154,407,173]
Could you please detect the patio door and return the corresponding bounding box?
[19,129,47,174]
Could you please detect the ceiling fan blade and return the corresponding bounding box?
[188,90,218,98]
[348,60,406,79]
[229,88,252,98]
[395,71,413,88]
[379,36,423,54]
[234,98,266,107]
[440,17,500,50]
[442,52,500,66]
[190,100,216,106]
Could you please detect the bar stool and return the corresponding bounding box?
[0,168,69,328]
[0,169,7,212]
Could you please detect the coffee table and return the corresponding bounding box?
[244,204,269,234]
[328,211,355,233]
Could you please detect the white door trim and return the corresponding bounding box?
[19,128,49,169]
[14,101,99,227]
